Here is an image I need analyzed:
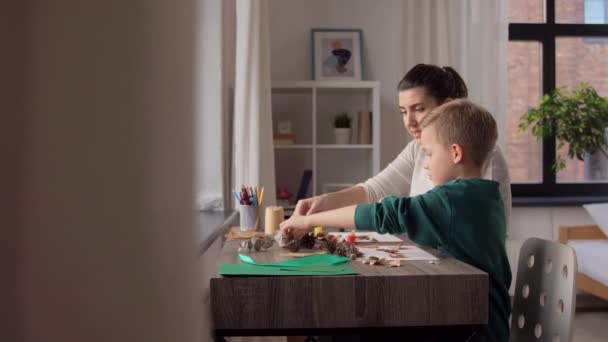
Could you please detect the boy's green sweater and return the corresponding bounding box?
[355,178,512,342]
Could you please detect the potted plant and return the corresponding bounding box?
[333,112,352,144]
[519,82,608,176]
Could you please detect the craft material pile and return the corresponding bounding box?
[281,230,363,260]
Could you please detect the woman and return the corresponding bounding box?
[295,63,512,226]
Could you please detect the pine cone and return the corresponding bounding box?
[300,232,316,249]
[286,239,301,252]
[349,244,363,259]
[322,239,338,254]
[335,242,348,257]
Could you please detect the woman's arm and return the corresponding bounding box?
[294,186,366,215]
[294,141,418,215]
[358,140,417,202]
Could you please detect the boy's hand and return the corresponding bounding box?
[280,214,314,239]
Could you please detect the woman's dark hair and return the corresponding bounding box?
[397,64,468,103]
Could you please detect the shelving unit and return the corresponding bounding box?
[271,81,380,203]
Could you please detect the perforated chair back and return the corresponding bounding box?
[510,238,577,342]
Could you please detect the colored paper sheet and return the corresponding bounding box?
[237,253,350,267]
[218,263,357,276]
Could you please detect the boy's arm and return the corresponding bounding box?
[280,205,357,234]
[305,205,357,229]
[354,189,452,247]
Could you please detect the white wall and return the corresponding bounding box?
[269,0,408,167]
[510,207,595,241]
[2,1,204,341]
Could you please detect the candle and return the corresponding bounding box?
[264,206,284,236]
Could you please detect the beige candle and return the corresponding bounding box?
[264,206,284,236]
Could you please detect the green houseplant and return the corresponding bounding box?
[333,112,352,144]
[333,112,352,128]
[519,82,608,172]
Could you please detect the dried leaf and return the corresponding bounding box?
[225,230,258,240]
[363,256,378,265]
[388,260,401,267]
[388,253,405,258]
[370,257,385,266]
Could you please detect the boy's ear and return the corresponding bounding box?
[450,143,464,164]
[442,97,454,104]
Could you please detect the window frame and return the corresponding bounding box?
[509,0,608,202]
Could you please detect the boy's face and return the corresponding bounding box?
[420,125,459,185]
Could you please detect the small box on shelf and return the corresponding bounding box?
[273,134,296,145]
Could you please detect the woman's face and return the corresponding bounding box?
[398,87,440,143]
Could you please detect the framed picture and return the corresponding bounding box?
[311,29,364,81]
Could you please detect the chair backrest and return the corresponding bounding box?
[510,238,577,342]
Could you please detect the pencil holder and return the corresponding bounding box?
[239,205,259,232]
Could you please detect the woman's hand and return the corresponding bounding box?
[279,214,314,239]
[294,194,330,216]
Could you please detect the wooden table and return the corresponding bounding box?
[211,236,488,341]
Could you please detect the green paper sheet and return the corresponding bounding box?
[218,263,357,276]
[218,254,356,276]
[238,253,350,267]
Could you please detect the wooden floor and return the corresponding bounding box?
[225,309,608,342]
[573,310,608,342]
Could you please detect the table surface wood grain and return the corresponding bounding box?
[210,230,488,337]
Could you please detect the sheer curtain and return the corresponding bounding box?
[232,0,277,209]
[402,0,509,148]
[197,0,225,211]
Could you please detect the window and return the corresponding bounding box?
[508,0,608,200]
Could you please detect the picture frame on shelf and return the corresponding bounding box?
[311,29,364,81]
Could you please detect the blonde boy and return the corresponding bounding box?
[280,99,512,342]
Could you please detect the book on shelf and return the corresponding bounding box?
[295,169,313,203]
[273,133,296,145]
[357,111,371,144]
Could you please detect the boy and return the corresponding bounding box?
[280,99,512,342]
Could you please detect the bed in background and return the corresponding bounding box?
[559,224,608,301]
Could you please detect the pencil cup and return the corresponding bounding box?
[239,205,259,232]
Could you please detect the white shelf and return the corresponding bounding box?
[271,80,380,198]
[275,144,373,149]
[316,144,373,149]
[274,144,313,149]
[272,80,380,89]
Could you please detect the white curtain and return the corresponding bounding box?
[403,0,509,148]
[197,0,225,211]
[233,0,277,208]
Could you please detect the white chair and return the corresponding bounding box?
[510,238,577,342]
